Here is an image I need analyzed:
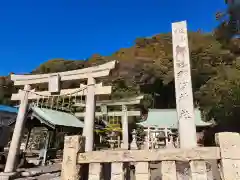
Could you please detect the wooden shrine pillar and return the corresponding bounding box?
[24,127,32,151]
[4,85,31,173]
[164,127,168,146]
[172,21,197,148]
[147,127,150,149]
[121,105,129,149]
[83,77,96,152]
[42,131,52,166]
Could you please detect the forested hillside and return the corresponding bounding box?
[0,9,240,130]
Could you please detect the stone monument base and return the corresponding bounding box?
[0,172,18,180]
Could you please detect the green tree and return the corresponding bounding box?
[0,19,239,132]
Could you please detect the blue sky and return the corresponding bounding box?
[0,0,226,75]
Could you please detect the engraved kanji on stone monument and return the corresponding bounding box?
[172,21,197,148]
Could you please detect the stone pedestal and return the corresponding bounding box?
[0,172,18,180]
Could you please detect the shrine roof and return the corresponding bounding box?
[31,107,84,129]
[0,105,18,114]
[138,108,211,129]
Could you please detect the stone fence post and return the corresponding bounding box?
[61,135,85,180]
[216,132,240,180]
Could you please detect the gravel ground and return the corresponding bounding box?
[14,164,61,180]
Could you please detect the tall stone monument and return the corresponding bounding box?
[172,21,197,148]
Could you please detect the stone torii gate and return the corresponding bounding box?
[2,61,116,177]
[74,95,143,150]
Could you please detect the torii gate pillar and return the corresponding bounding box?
[4,85,31,173]
[121,105,129,149]
[83,77,96,152]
